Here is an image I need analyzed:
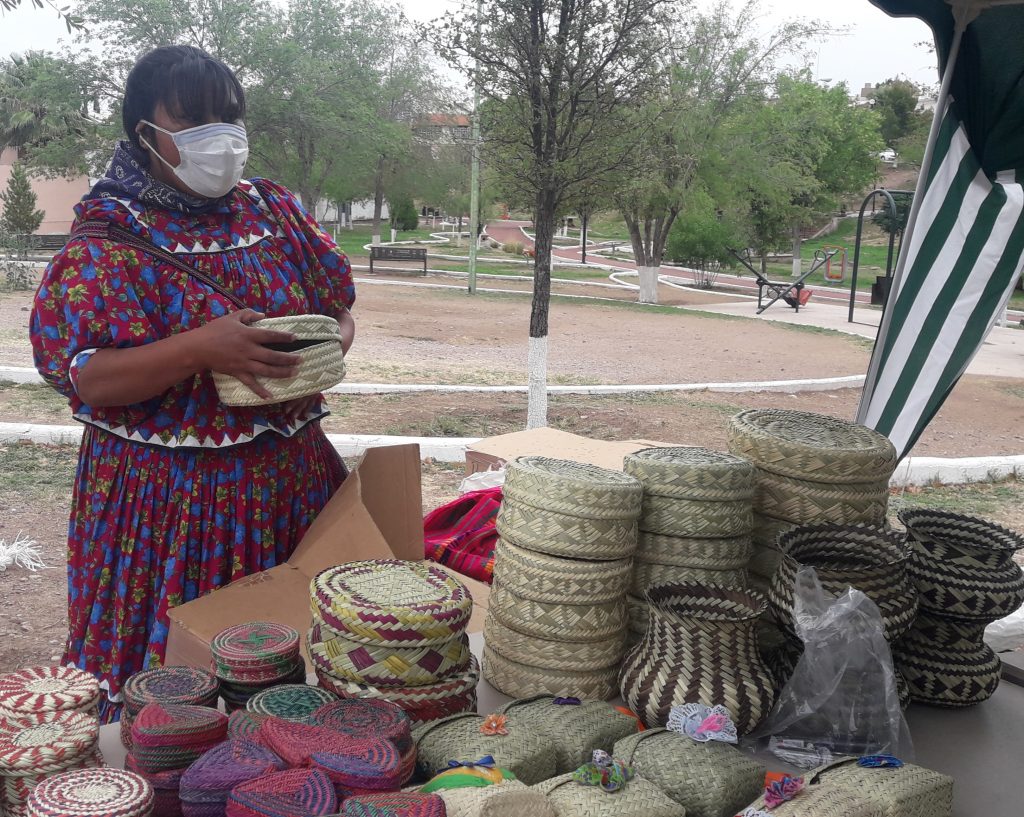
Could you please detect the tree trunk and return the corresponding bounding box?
[528,191,556,429]
[581,212,588,264]
[760,253,768,278]
[372,156,386,245]
[791,223,802,277]
[637,267,660,303]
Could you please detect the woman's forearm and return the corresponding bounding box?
[338,307,355,354]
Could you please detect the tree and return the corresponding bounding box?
[390,195,419,231]
[434,0,672,427]
[0,162,44,236]
[664,185,738,287]
[872,194,911,242]
[870,77,922,147]
[0,0,84,32]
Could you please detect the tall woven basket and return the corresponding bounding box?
[619,582,776,734]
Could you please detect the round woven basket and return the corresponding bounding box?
[122,666,220,717]
[0,667,100,719]
[636,532,752,570]
[639,495,753,539]
[483,643,619,700]
[26,769,154,817]
[483,615,624,671]
[769,524,917,642]
[728,409,898,484]
[753,470,890,527]
[212,314,345,407]
[900,509,1024,568]
[488,580,626,643]
[211,621,301,683]
[751,512,795,550]
[496,498,638,560]
[491,539,632,604]
[619,583,776,734]
[630,561,746,596]
[623,447,756,501]
[311,560,473,647]
[245,684,336,723]
[894,626,1001,708]
[311,699,414,755]
[748,543,784,581]
[503,456,643,517]
[0,711,98,777]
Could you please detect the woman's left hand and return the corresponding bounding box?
[282,394,322,424]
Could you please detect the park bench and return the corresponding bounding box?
[34,234,71,252]
[369,245,428,276]
[730,247,836,314]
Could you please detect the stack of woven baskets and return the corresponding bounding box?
[309,560,478,723]
[894,509,1024,707]
[483,456,643,699]
[622,447,756,646]
[246,685,336,724]
[27,769,155,817]
[727,409,898,594]
[212,622,306,712]
[121,667,220,752]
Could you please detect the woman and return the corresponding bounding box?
[30,45,355,718]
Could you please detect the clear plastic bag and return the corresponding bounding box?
[754,566,913,768]
[459,467,506,494]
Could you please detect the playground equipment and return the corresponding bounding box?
[848,188,914,323]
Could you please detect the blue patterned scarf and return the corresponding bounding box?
[88,140,228,215]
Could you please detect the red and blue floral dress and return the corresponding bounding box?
[30,177,354,716]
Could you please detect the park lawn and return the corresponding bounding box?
[427,261,611,281]
[329,225,446,258]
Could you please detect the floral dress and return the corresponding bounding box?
[30,173,354,716]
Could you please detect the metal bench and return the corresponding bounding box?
[369,245,428,276]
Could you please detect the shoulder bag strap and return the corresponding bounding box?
[72,220,247,310]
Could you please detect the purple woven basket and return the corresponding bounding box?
[180,740,285,805]
[225,769,338,817]
[310,699,413,755]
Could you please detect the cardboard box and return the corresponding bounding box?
[465,427,671,475]
[165,444,490,670]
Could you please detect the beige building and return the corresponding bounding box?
[0,147,91,234]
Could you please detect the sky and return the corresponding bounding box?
[0,0,939,94]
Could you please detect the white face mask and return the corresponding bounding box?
[140,120,249,199]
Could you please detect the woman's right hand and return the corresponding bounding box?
[192,309,302,400]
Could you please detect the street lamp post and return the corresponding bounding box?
[467,0,482,295]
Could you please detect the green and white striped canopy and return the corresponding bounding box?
[858,0,1024,458]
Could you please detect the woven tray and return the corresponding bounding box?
[498,696,640,775]
[753,471,890,527]
[0,711,99,776]
[728,409,898,484]
[815,759,954,817]
[122,666,220,716]
[637,532,753,570]
[533,772,686,817]
[0,667,100,718]
[26,769,154,817]
[483,644,620,700]
[213,314,345,407]
[640,495,753,539]
[503,456,644,518]
[497,499,639,560]
[489,581,626,643]
[624,447,756,501]
[484,615,624,671]
[492,539,632,604]
[614,727,764,817]
[311,698,414,755]
[312,560,473,647]
[246,684,336,722]
[412,712,557,785]
[630,561,746,596]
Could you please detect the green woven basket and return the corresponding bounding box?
[637,532,753,570]
[245,684,336,722]
[727,408,898,485]
[498,696,640,774]
[814,759,954,817]
[630,561,746,596]
[753,469,890,527]
[412,712,557,785]
[613,728,764,817]
[492,539,632,604]
[640,495,753,539]
[623,447,756,502]
[533,772,685,817]
[483,644,620,701]
[489,581,626,643]
[497,499,639,561]
[504,456,644,517]
[483,616,624,671]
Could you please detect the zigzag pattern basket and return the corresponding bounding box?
[753,471,890,527]
[623,447,756,502]
[636,532,753,570]
[483,643,620,700]
[491,539,632,604]
[639,495,753,539]
[630,561,746,597]
[483,617,623,671]
[488,581,625,643]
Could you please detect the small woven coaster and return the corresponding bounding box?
[130,703,228,773]
[0,710,99,775]
[225,768,337,817]
[310,699,413,755]
[0,667,101,717]
[180,739,286,804]
[123,667,219,717]
[246,685,336,723]
[26,768,155,817]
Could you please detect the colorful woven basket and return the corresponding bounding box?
[483,616,624,672]
[727,409,898,484]
[310,699,414,755]
[225,769,337,817]
[310,738,411,793]
[129,703,228,773]
[630,561,746,596]
[341,793,445,817]
[180,739,285,807]
[623,447,756,502]
[412,713,557,786]
[213,315,345,407]
[226,710,271,742]
[211,622,302,684]
[123,668,220,717]
[488,581,626,643]
[636,532,753,571]
[491,539,632,604]
[639,496,753,539]
[533,772,686,817]
[0,667,100,718]
[246,685,336,723]
[483,643,620,700]
[0,710,98,776]
[25,769,154,817]
[221,662,307,713]
[311,561,473,647]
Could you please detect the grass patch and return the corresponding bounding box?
[382,414,503,438]
[331,226,446,258]
[0,383,70,421]
[888,477,1024,530]
[0,442,78,504]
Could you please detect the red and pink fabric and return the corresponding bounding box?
[423,487,502,584]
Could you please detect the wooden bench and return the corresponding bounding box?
[369,245,428,276]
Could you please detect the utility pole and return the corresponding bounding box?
[467,0,482,295]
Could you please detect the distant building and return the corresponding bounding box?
[0,147,90,234]
[414,114,471,145]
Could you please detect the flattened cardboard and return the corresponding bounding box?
[465,427,672,474]
[165,443,489,670]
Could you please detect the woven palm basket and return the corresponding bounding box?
[751,512,795,549]
[211,621,302,683]
[246,684,336,723]
[312,698,414,755]
[311,560,473,646]
[614,728,764,817]
[769,524,917,642]
[727,408,898,485]
[814,759,954,817]
[483,643,620,700]
[533,772,685,817]
[411,712,557,785]
[894,619,1002,707]
[623,447,756,501]
[637,532,753,570]
[0,711,99,777]
[753,470,890,527]
[437,780,557,817]
[307,621,471,687]
[122,667,220,717]
[213,314,345,407]
[483,616,624,671]
[0,667,100,719]
[489,580,626,643]
[497,697,639,775]
[25,769,154,817]
[639,495,753,539]
[630,561,746,596]
[619,583,776,734]
[491,539,632,604]
[497,500,639,561]
[503,456,644,518]
[740,784,881,817]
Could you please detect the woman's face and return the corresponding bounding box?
[136,101,221,198]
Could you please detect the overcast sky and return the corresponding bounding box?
[0,0,938,94]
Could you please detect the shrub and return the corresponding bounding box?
[502,241,524,255]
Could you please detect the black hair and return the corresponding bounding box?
[122,45,246,150]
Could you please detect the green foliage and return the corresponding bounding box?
[0,162,44,236]
[870,78,924,147]
[665,187,737,272]
[872,195,912,241]
[502,241,524,256]
[0,0,84,32]
[390,195,419,231]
